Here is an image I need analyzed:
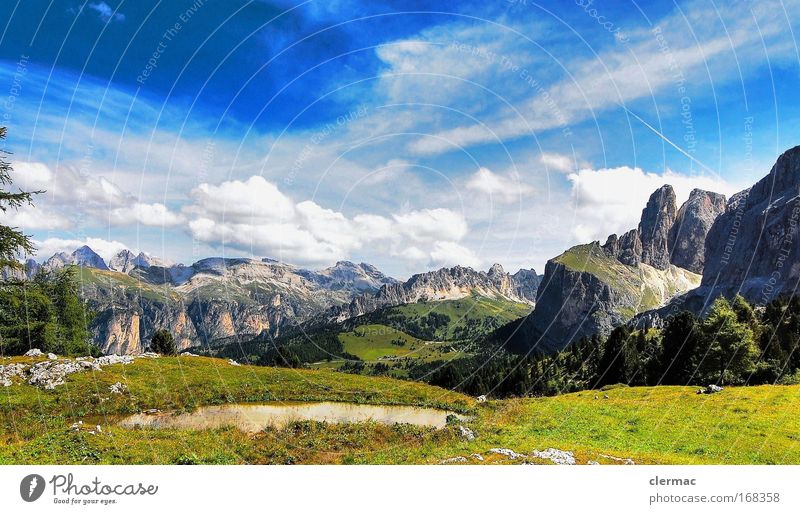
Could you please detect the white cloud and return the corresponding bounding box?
[8,161,183,231]
[0,205,70,231]
[185,176,478,268]
[109,202,185,227]
[567,166,742,242]
[392,208,468,243]
[12,161,128,207]
[429,241,482,268]
[465,167,534,203]
[33,237,128,263]
[539,152,588,175]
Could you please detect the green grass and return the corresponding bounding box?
[389,296,532,340]
[337,324,462,362]
[2,355,798,464]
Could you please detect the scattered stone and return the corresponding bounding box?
[228,359,241,366]
[489,448,524,459]
[476,395,487,403]
[24,348,43,357]
[531,448,576,465]
[470,453,484,461]
[440,456,468,464]
[181,352,200,357]
[95,355,134,366]
[96,425,102,433]
[458,425,476,441]
[139,352,160,358]
[28,360,87,389]
[588,460,600,465]
[697,384,723,394]
[47,353,58,360]
[603,394,609,399]
[0,363,27,387]
[144,409,160,415]
[109,382,128,394]
[599,453,635,465]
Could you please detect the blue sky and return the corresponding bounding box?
[0,0,798,277]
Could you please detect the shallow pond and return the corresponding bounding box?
[119,402,462,433]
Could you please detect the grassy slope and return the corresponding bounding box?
[2,355,798,464]
[389,296,532,340]
[554,244,700,319]
[338,324,459,362]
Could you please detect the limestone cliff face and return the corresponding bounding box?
[601,185,724,273]
[511,268,541,302]
[668,189,727,273]
[527,258,623,353]
[325,264,540,323]
[71,257,397,354]
[95,310,141,355]
[700,145,800,302]
[639,185,678,269]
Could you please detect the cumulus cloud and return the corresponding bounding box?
[465,167,534,203]
[0,206,70,231]
[566,166,743,242]
[33,237,128,263]
[185,175,479,268]
[429,241,482,268]
[9,161,183,230]
[109,203,185,227]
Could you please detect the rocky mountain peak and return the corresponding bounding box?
[762,144,800,194]
[638,184,677,270]
[488,263,506,277]
[668,188,727,273]
[108,249,137,273]
[71,246,108,270]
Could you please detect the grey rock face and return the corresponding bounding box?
[701,145,800,303]
[107,250,155,273]
[327,264,536,323]
[71,246,109,270]
[511,268,541,303]
[42,246,108,272]
[604,229,643,266]
[668,189,727,273]
[638,185,677,270]
[525,254,638,352]
[300,260,398,293]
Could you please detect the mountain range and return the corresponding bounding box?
[9,246,540,354]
